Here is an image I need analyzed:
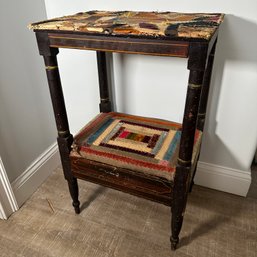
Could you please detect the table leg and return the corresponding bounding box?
[197,40,217,131]
[171,66,206,249]
[43,54,80,214]
[189,40,217,191]
[97,51,113,112]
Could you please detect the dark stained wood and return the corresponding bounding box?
[197,39,217,131]
[178,70,205,166]
[96,51,113,112]
[71,156,173,206]
[57,136,80,214]
[36,32,80,214]
[32,12,222,250]
[67,177,80,214]
[187,40,218,193]
[171,165,190,249]
[48,33,189,57]
[43,55,70,135]
[188,42,208,71]
[171,43,208,249]
[36,32,58,56]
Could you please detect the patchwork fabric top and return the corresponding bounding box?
[70,112,202,181]
[29,11,224,40]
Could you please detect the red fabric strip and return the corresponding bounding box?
[80,146,175,173]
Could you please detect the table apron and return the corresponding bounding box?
[48,34,189,57]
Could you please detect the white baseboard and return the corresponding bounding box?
[12,143,60,207]
[195,161,251,196]
[0,204,6,219]
[0,157,18,219]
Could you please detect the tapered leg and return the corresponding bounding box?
[67,177,80,214]
[197,40,217,131]
[171,166,190,249]
[36,32,80,214]
[171,43,208,249]
[57,136,80,214]
[188,40,217,191]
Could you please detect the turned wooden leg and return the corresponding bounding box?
[171,166,189,250]
[96,51,113,112]
[67,177,80,214]
[172,69,204,249]
[36,32,81,214]
[58,136,81,214]
[197,40,217,131]
[171,42,208,249]
[189,40,217,192]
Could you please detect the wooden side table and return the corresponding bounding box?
[30,11,224,249]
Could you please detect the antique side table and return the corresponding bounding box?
[30,11,224,249]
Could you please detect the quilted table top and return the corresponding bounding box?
[29,10,224,41]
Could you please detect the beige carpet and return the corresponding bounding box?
[0,167,256,257]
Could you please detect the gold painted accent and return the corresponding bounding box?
[49,35,189,47]
[101,98,109,101]
[50,45,187,58]
[178,158,191,164]
[45,66,58,70]
[58,130,69,136]
[198,113,206,117]
[188,83,201,89]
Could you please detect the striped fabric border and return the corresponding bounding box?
[71,112,202,181]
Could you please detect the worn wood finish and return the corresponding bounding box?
[170,165,190,249]
[37,32,80,214]
[43,55,69,135]
[96,51,113,112]
[170,42,209,249]
[178,70,205,166]
[71,156,173,206]
[187,40,218,194]
[32,11,223,250]
[197,40,217,131]
[48,33,189,57]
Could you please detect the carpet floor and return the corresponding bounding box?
[0,167,256,257]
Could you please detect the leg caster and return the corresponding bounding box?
[67,177,80,214]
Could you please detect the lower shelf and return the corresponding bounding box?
[70,112,202,205]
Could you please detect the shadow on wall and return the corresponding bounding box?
[200,14,257,171]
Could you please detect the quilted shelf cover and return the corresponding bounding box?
[29,11,224,40]
[70,112,202,181]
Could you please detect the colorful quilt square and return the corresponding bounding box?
[70,112,202,181]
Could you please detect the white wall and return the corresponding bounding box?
[44,1,257,194]
[0,1,56,183]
